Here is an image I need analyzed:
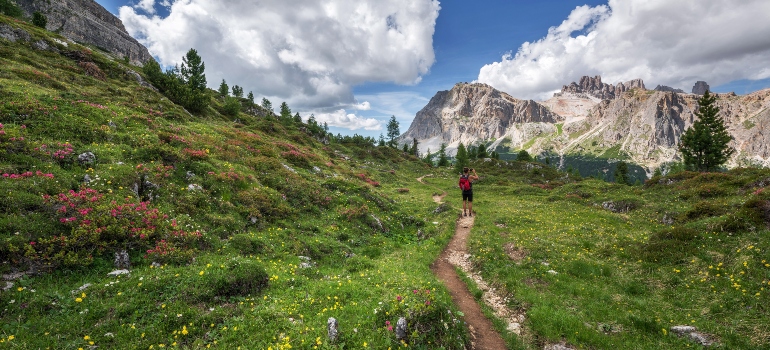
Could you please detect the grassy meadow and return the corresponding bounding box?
[2,13,770,350]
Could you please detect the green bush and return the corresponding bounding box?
[229,233,266,255]
[192,258,268,301]
[0,0,23,18]
[684,200,727,220]
[640,227,699,264]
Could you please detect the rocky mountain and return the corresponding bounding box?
[692,81,710,95]
[554,75,646,100]
[399,83,562,155]
[403,76,770,171]
[15,0,152,65]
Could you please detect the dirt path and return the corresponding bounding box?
[432,214,509,349]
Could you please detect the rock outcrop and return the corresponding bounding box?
[399,83,562,155]
[654,85,685,93]
[15,0,152,65]
[692,81,710,95]
[554,76,646,100]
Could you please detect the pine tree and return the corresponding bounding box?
[293,112,302,124]
[614,161,629,184]
[402,143,409,153]
[386,116,400,147]
[0,0,23,18]
[261,98,273,114]
[517,149,532,162]
[218,79,229,97]
[179,48,208,112]
[247,91,255,105]
[32,12,47,29]
[279,102,292,121]
[232,85,244,99]
[477,144,488,159]
[455,143,469,174]
[437,143,449,166]
[411,138,419,157]
[423,149,433,166]
[679,90,734,171]
[378,134,386,147]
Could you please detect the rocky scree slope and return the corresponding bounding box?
[15,0,152,65]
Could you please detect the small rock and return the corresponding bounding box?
[72,283,91,294]
[114,250,130,269]
[670,325,715,346]
[2,281,13,291]
[670,325,697,335]
[186,171,196,180]
[151,262,162,268]
[77,152,96,165]
[327,317,339,342]
[547,270,558,275]
[299,262,313,269]
[51,38,68,47]
[282,163,297,173]
[312,166,321,173]
[299,256,311,262]
[187,184,203,191]
[395,317,407,340]
[108,269,130,276]
[83,174,92,184]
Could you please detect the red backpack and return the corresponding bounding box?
[459,175,471,191]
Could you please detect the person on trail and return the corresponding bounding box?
[459,167,478,217]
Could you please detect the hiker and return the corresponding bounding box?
[459,167,478,216]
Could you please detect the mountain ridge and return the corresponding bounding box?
[403,76,770,171]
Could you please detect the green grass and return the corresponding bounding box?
[2,13,770,350]
[461,164,770,349]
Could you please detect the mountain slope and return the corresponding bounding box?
[400,82,562,155]
[404,77,770,170]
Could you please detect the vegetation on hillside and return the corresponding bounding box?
[2,13,769,350]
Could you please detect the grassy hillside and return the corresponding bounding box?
[459,164,770,349]
[3,13,770,350]
[0,16,471,348]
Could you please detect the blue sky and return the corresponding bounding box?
[97,0,770,138]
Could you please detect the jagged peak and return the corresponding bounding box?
[555,75,646,100]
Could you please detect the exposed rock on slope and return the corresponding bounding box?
[399,83,562,155]
[16,0,152,65]
[692,81,711,95]
[554,76,646,100]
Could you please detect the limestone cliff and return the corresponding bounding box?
[399,83,562,155]
[403,76,770,171]
[15,0,152,65]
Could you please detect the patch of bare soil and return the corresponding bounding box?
[417,174,432,184]
[504,243,528,264]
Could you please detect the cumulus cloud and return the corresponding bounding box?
[136,0,156,14]
[478,0,770,100]
[312,109,382,131]
[120,0,440,129]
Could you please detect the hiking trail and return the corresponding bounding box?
[420,174,514,349]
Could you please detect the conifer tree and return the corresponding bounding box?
[179,48,208,112]
[614,161,630,184]
[232,85,244,99]
[32,12,47,29]
[293,112,302,124]
[402,143,409,153]
[411,138,419,157]
[477,144,488,159]
[437,143,449,166]
[261,98,273,115]
[378,134,386,147]
[455,143,469,174]
[218,79,229,97]
[247,91,255,105]
[279,102,292,120]
[517,149,532,162]
[679,90,734,171]
[386,116,400,147]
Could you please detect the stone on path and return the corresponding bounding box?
[395,317,407,340]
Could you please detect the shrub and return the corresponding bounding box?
[640,227,699,264]
[192,258,268,301]
[78,61,106,81]
[229,233,266,255]
[32,12,47,29]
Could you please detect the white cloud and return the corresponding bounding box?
[311,109,382,131]
[352,101,371,111]
[478,0,770,100]
[136,0,156,14]
[120,0,440,127]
